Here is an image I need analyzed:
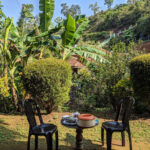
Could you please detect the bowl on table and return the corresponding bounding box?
[77,114,96,128]
[62,115,77,126]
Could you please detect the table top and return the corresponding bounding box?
[61,119,99,129]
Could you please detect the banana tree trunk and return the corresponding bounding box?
[11,75,18,111]
[39,47,44,59]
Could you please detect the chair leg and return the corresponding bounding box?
[127,128,132,150]
[55,130,58,150]
[101,127,104,146]
[106,131,112,150]
[35,135,38,150]
[27,134,31,150]
[46,134,53,150]
[121,131,125,146]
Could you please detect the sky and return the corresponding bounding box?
[1,0,127,24]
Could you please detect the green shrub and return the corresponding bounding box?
[112,77,133,109]
[70,68,97,111]
[0,77,12,112]
[22,58,72,113]
[112,77,133,99]
[91,42,142,111]
[0,77,9,98]
[130,54,150,111]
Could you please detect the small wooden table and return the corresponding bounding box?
[61,119,99,150]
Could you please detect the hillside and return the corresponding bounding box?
[83,0,150,44]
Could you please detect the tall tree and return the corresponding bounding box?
[104,0,114,9]
[89,2,100,15]
[61,3,69,17]
[17,4,34,35]
[61,3,81,18]
[54,17,63,24]
[127,0,137,4]
[69,4,81,18]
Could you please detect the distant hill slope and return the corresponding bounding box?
[83,0,150,42]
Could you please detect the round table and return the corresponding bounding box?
[61,119,99,150]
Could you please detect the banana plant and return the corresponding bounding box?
[60,15,108,62]
[2,18,13,94]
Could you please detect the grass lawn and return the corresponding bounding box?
[0,111,150,150]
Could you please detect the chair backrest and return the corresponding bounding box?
[122,97,135,126]
[115,97,135,126]
[23,99,43,129]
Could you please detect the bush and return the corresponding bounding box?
[22,58,72,113]
[70,68,98,111]
[112,77,133,100]
[112,77,133,109]
[90,42,142,111]
[130,54,150,111]
[0,78,12,112]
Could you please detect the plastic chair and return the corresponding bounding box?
[24,99,58,150]
[101,97,135,150]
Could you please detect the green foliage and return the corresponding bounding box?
[70,18,89,45]
[104,0,114,9]
[91,41,142,110]
[130,54,150,111]
[112,77,133,100]
[61,3,81,18]
[70,68,97,111]
[22,58,72,112]
[0,77,9,98]
[0,77,13,112]
[39,0,55,32]
[89,2,100,15]
[86,0,150,42]
[135,15,150,38]
[72,46,107,62]
[17,4,34,35]
[84,31,110,41]
[62,15,76,46]
[0,1,6,20]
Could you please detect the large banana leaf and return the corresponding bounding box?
[62,15,76,46]
[39,0,55,32]
[3,18,13,59]
[66,46,108,63]
[10,23,20,38]
[28,24,62,42]
[70,18,89,45]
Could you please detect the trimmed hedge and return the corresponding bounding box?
[129,54,150,111]
[22,58,72,113]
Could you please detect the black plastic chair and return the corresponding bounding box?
[23,99,58,150]
[101,97,135,150]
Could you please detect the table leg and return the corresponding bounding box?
[76,128,83,150]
